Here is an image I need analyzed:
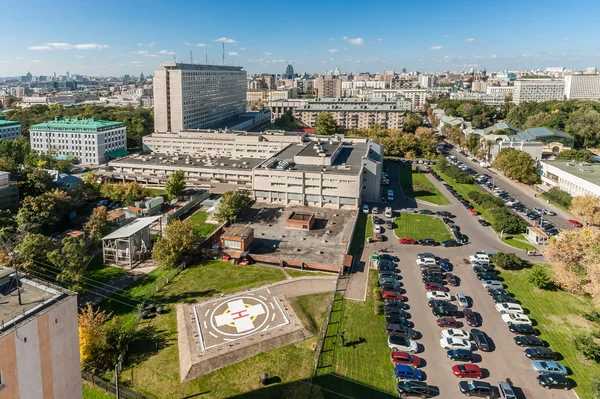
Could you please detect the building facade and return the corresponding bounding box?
[0,171,19,211]
[449,92,507,105]
[153,63,247,132]
[30,117,127,165]
[563,74,600,100]
[370,89,427,110]
[0,271,81,399]
[540,160,600,197]
[314,77,342,98]
[0,116,21,140]
[512,79,565,104]
[266,99,309,120]
[486,86,514,96]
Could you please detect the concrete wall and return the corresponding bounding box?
[153,69,168,132]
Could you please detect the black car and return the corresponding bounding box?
[421,270,445,278]
[422,276,444,284]
[487,288,512,297]
[386,315,411,325]
[447,349,475,362]
[514,335,544,347]
[378,254,400,262]
[477,219,491,227]
[441,239,461,247]
[385,324,418,339]
[428,299,451,308]
[384,300,409,310]
[396,381,439,398]
[508,324,537,335]
[442,217,453,224]
[380,283,405,293]
[418,209,434,215]
[436,211,453,217]
[456,233,469,244]
[432,306,458,316]
[492,295,518,304]
[524,347,556,360]
[471,329,491,352]
[537,374,571,390]
[378,270,400,278]
[418,238,439,246]
[477,272,500,281]
[372,216,382,225]
[385,307,411,319]
[463,308,479,327]
[458,381,496,397]
[417,252,437,259]
[473,265,496,273]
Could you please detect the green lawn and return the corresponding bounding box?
[398,166,450,205]
[366,215,374,241]
[394,212,452,241]
[285,268,335,278]
[82,383,114,399]
[148,188,166,197]
[500,234,536,251]
[316,269,396,395]
[84,254,127,291]
[500,267,600,399]
[541,193,572,214]
[189,210,217,237]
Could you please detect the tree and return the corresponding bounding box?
[315,112,339,134]
[403,113,423,133]
[84,206,113,243]
[165,170,185,200]
[564,108,600,148]
[435,154,447,171]
[493,148,540,184]
[527,266,553,289]
[48,237,89,291]
[152,220,200,267]
[214,190,252,224]
[572,332,600,361]
[556,149,595,162]
[15,233,55,275]
[491,252,526,270]
[78,303,109,369]
[466,133,480,153]
[21,168,57,197]
[16,195,59,233]
[543,187,572,208]
[44,189,81,220]
[99,181,149,205]
[570,194,600,226]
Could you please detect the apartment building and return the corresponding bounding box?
[0,116,21,140]
[450,92,507,105]
[370,89,427,110]
[314,77,342,98]
[246,88,296,104]
[418,75,437,89]
[563,74,600,100]
[512,79,565,104]
[0,269,81,399]
[0,171,19,211]
[267,99,309,120]
[30,117,127,165]
[294,98,411,130]
[486,86,514,96]
[294,78,315,94]
[153,63,247,132]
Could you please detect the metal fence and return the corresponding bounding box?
[311,273,340,377]
[82,371,148,399]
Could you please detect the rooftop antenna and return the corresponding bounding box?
[222,42,225,65]
[190,50,193,64]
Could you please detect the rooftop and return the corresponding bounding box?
[523,127,573,140]
[296,102,411,112]
[159,62,244,72]
[109,152,265,171]
[102,216,161,240]
[0,116,20,127]
[542,160,600,186]
[30,117,125,132]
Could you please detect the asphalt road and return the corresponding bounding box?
[371,162,575,399]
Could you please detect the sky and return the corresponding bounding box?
[1,0,599,77]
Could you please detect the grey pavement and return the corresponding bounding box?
[267,276,337,297]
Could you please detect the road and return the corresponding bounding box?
[448,149,574,232]
[363,161,574,399]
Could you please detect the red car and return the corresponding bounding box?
[436,317,458,328]
[445,273,458,286]
[390,351,422,367]
[463,308,479,327]
[382,291,404,300]
[452,364,483,378]
[424,282,446,292]
[398,237,417,245]
[568,219,583,227]
[469,208,479,216]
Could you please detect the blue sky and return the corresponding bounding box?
[1,0,599,77]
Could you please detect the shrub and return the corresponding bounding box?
[491,208,528,234]
[572,332,600,361]
[543,187,573,208]
[372,287,383,315]
[584,310,600,324]
[491,252,527,270]
[527,267,553,289]
[592,377,600,399]
[468,191,505,208]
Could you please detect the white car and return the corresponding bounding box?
[372,206,379,214]
[426,291,451,301]
[362,205,369,214]
[440,329,470,340]
[439,337,471,350]
[495,303,524,314]
[416,257,437,266]
[502,313,532,325]
[469,253,490,264]
[388,336,419,353]
[385,207,393,218]
[374,225,382,234]
[482,280,503,289]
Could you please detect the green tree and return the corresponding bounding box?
[15,233,56,275]
[84,206,114,243]
[315,112,340,134]
[543,187,572,208]
[152,220,200,267]
[99,182,149,205]
[493,148,540,184]
[565,108,600,148]
[214,190,252,224]
[48,237,89,291]
[165,170,185,200]
[16,195,59,233]
[466,133,480,153]
[572,332,600,361]
[491,252,527,270]
[403,113,423,133]
[435,154,448,171]
[527,266,553,289]
[556,149,595,162]
[21,168,57,197]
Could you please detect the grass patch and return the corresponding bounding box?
[501,234,536,251]
[147,188,166,197]
[317,269,396,395]
[84,254,127,291]
[394,213,452,241]
[82,382,114,399]
[366,215,374,241]
[289,292,331,334]
[109,264,326,399]
[541,193,572,214]
[500,267,600,399]
[189,210,217,237]
[285,268,334,278]
[398,166,450,205]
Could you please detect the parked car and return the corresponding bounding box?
[478,219,491,226]
[432,306,458,316]
[428,299,450,308]
[385,220,393,229]
[470,329,490,352]
[469,208,479,216]
[399,237,418,245]
[458,380,496,398]
[382,291,404,300]
[531,361,568,375]
[385,207,393,218]
[495,303,524,314]
[487,288,512,297]
[452,364,483,379]
[425,282,447,291]
[482,280,503,289]
[456,292,469,308]
[492,295,518,304]
[362,205,369,214]
[438,259,453,271]
[477,272,500,281]
[441,329,470,340]
[440,337,471,350]
[381,283,404,292]
[418,238,439,246]
[379,254,400,262]
[384,300,409,309]
[380,277,400,286]
[391,351,422,367]
[417,257,437,266]
[426,291,452,301]
[446,273,458,286]
[385,307,411,319]
[374,225,383,234]
[447,349,476,363]
[437,317,458,327]
[386,324,418,339]
[378,271,400,279]
[502,313,532,325]
[394,364,423,381]
[537,374,571,390]
[422,276,445,284]
[567,219,583,227]
[437,211,453,217]
[524,347,556,360]
[463,309,479,327]
[418,209,434,215]
[442,239,461,247]
[388,336,418,353]
[508,324,537,335]
[396,381,439,398]
[514,335,544,347]
[473,265,496,273]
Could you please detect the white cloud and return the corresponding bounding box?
[330,57,334,61]
[429,45,443,51]
[144,54,158,57]
[159,50,175,55]
[328,48,339,53]
[148,41,155,47]
[135,50,149,55]
[214,37,237,43]
[137,43,144,47]
[29,42,110,51]
[563,38,570,41]
[0,61,13,64]
[376,38,384,41]
[329,38,336,41]
[490,54,498,58]
[247,58,264,63]
[16,57,23,60]
[131,61,143,64]
[31,60,44,63]
[465,38,476,42]
[228,52,239,56]
[342,36,365,46]
[239,47,250,51]
[263,51,272,56]
[196,43,208,47]
[184,42,192,46]
[75,55,85,59]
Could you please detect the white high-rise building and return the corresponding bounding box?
[153,63,247,133]
[418,74,437,89]
[564,74,600,100]
[512,79,565,104]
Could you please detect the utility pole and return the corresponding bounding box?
[11,251,22,305]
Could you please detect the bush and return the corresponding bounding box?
[572,332,600,361]
[584,310,600,324]
[468,191,506,208]
[372,287,383,315]
[490,208,528,234]
[543,187,573,209]
[491,252,527,270]
[527,267,553,289]
[592,376,600,398]
[441,164,474,184]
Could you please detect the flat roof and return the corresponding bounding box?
[30,117,124,132]
[0,116,20,127]
[109,153,265,171]
[542,160,600,186]
[102,216,161,240]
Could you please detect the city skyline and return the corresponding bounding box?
[1,0,600,77]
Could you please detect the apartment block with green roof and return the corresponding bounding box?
[29,117,127,165]
[0,115,22,140]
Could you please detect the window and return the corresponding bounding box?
[223,239,241,249]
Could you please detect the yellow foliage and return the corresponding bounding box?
[78,303,110,367]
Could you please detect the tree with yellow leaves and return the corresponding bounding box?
[570,194,600,226]
[78,303,109,368]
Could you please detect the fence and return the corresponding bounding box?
[311,274,340,377]
[82,371,148,399]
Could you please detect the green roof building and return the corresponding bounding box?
[0,116,22,140]
[29,117,127,165]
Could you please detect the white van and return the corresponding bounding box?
[469,252,490,264]
[387,190,394,201]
